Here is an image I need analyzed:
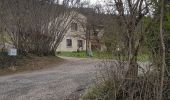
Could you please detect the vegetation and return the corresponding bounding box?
[0,55,63,76]
[57,51,149,61]
[57,51,87,58]
[0,0,169,99]
[82,0,170,100]
[0,0,80,56]
[83,82,115,100]
[57,51,114,59]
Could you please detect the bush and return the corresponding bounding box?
[0,50,8,56]
[82,61,170,100]
[83,81,115,100]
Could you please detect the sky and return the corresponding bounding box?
[89,0,104,4]
[89,0,97,4]
[58,0,99,4]
[58,0,105,6]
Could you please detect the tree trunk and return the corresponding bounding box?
[159,0,166,99]
[126,30,139,78]
[126,50,139,78]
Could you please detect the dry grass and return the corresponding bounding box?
[82,61,170,100]
[0,55,64,76]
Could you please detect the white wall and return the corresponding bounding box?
[56,13,87,52]
[57,36,86,52]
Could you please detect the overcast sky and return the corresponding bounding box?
[58,0,104,5]
[90,0,97,4]
[90,0,104,4]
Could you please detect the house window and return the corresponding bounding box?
[71,23,78,31]
[78,40,83,48]
[66,39,72,47]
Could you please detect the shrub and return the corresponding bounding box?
[82,61,170,100]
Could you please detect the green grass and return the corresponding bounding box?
[82,81,115,100]
[137,54,149,62]
[57,51,149,61]
[57,51,116,59]
[57,51,87,58]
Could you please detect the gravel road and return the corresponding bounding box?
[0,57,99,100]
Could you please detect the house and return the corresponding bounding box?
[56,13,87,52]
[56,11,107,52]
[77,7,107,52]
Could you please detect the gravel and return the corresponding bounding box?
[0,57,99,100]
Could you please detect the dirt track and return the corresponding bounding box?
[0,57,99,100]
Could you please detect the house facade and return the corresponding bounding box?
[56,13,87,52]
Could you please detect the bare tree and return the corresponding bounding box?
[82,0,169,100]
[103,0,149,77]
[77,4,106,53]
[0,0,79,56]
[159,0,166,99]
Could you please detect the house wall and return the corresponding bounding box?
[57,36,86,52]
[56,13,87,52]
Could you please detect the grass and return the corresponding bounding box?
[82,82,115,100]
[57,51,149,61]
[57,51,114,59]
[0,54,64,76]
[57,51,87,58]
[57,51,118,59]
[137,54,149,62]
